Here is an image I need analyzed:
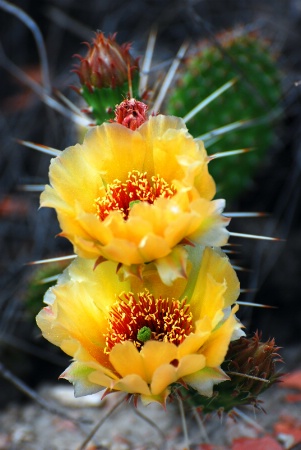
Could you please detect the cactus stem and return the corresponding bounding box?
[27,255,76,266]
[183,78,237,123]
[16,139,61,157]
[150,41,189,114]
[208,148,252,160]
[139,27,157,96]
[230,231,282,241]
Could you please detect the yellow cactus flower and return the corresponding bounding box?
[36,247,243,406]
[40,115,229,283]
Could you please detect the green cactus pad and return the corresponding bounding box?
[166,32,282,199]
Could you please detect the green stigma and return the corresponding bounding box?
[129,200,141,209]
[137,326,152,343]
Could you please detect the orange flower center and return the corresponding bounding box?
[95,170,176,220]
[104,291,193,354]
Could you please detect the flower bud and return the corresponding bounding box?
[114,98,148,130]
[178,332,282,414]
[224,332,282,397]
[73,32,139,124]
[74,32,138,92]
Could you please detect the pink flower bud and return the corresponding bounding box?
[114,98,148,130]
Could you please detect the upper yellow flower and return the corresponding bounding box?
[36,246,243,406]
[41,114,229,283]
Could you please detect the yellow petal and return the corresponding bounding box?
[138,234,172,262]
[139,115,188,180]
[36,305,78,357]
[176,353,206,378]
[109,341,146,379]
[82,123,147,183]
[36,258,130,368]
[188,198,229,246]
[202,305,240,367]
[109,374,151,396]
[154,246,188,286]
[185,247,239,320]
[140,340,178,381]
[177,328,211,358]
[151,364,177,395]
[41,144,101,212]
[61,362,108,397]
[183,367,229,397]
[141,388,170,406]
[129,260,188,300]
[97,237,144,265]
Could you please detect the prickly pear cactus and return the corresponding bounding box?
[166,32,282,199]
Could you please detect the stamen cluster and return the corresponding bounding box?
[95,170,177,220]
[104,291,193,353]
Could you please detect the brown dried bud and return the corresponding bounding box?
[225,332,282,396]
[179,332,282,414]
[74,32,138,91]
[114,98,148,130]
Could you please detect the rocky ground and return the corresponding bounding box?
[1,360,301,450]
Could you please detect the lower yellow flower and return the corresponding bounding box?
[40,115,229,283]
[36,247,243,405]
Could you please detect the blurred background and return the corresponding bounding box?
[0,0,301,407]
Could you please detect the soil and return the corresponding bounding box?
[1,363,301,450]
